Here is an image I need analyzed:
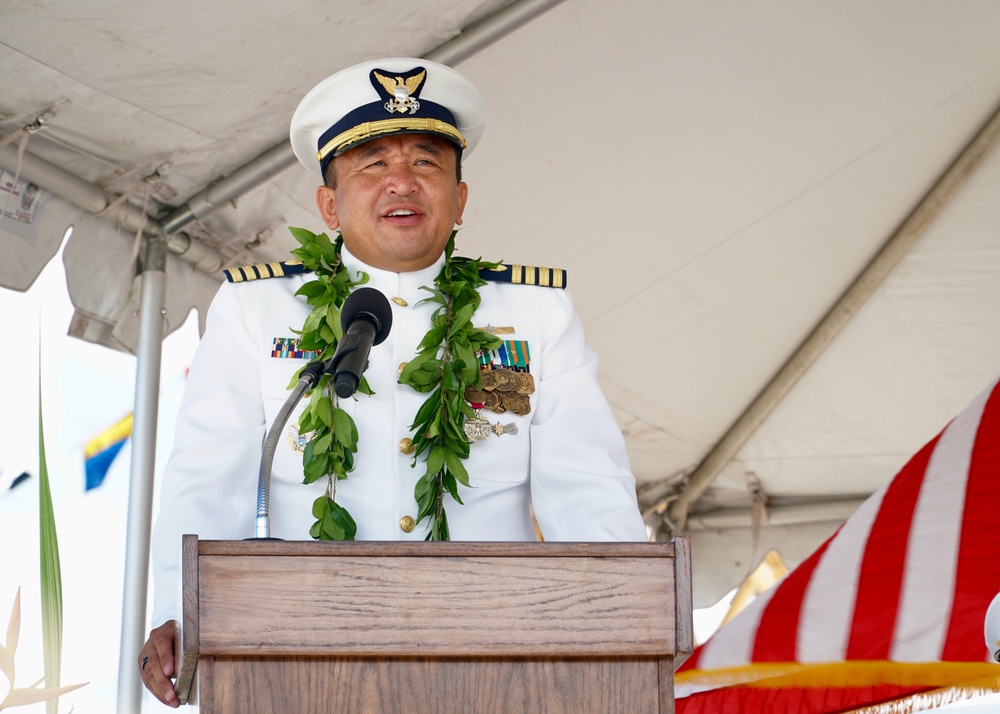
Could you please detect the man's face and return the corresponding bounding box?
[315,134,468,272]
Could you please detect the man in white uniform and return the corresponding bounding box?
[139,57,647,707]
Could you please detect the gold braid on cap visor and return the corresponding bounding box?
[316,118,467,162]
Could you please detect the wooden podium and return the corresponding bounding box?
[175,536,692,713]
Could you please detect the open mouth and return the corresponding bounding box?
[382,206,423,225]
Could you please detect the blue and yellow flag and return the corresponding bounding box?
[84,413,132,491]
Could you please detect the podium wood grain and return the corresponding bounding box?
[178,538,691,713]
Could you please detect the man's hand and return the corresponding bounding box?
[139,620,180,707]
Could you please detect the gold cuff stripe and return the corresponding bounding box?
[317,119,467,162]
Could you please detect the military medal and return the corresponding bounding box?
[463,408,518,443]
[500,391,531,416]
[464,388,488,404]
[469,338,534,417]
[479,370,499,390]
[483,391,504,413]
[473,367,532,415]
[494,369,518,392]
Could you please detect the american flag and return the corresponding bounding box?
[676,377,1000,713]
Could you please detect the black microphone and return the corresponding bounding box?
[327,287,393,398]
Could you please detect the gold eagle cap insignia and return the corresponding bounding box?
[373,69,426,97]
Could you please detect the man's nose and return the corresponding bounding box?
[385,165,418,194]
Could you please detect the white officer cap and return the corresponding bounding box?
[290,57,487,177]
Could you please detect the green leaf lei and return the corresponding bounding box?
[287,226,502,541]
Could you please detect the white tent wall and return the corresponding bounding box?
[3,0,1000,692]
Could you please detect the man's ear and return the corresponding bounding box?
[455,181,469,226]
[316,185,340,230]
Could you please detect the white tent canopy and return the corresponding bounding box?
[5,0,1000,623]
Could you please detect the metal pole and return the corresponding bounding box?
[423,0,567,66]
[0,144,224,273]
[116,237,167,714]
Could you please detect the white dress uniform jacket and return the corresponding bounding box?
[150,245,647,626]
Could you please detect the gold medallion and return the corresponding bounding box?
[501,391,531,416]
[494,369,518,392]
[464,387,488,404]
[479,370,499,390]
[483,391,504,413]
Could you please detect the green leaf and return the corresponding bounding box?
[356,376,375,396]
[288,225,321,246]
[442,470,464,505]
[321,511,345,540]
[414,472,436,502]
[315,396,334,428]
[416,324,447,352]
[399,351,435,381]
[329,502,358,540]
[409,391,441,430]
[38,380,64,714]
[424,446,445,478]
[332,408,355,447]
[443,449,470,487]
[303,454,329,484]
[415,492,437,522]
[295,280,329,300]
[302,305,326,333]
[298,410,315,433]
[441,363,459,391]
[447,303,476,338]
[312,431,332,455]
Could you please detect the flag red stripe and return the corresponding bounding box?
[942,384,1000,660]
[845,434,939,659]
[751,535,835,661]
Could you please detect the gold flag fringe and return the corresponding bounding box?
[847,686,1000,713]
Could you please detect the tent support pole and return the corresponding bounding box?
[115,237,167,714]
[667,97,1000,532]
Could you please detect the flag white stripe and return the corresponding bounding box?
[697,582,781,669]
[890,386,990,661]
[796,484,886,662]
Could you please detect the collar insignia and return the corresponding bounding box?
[371,68,426,114]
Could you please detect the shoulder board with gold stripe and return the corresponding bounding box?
[478,263,567,289]
[223,260,313,283]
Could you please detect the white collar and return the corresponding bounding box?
[340,244,446,304]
